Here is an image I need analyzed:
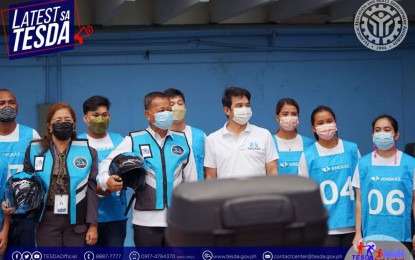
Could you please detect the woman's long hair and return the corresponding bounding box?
[41,102,77,154]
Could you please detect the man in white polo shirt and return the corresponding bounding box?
[204,86,279,179]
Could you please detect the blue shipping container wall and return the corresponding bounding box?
[1,25,414,155]
[1,24,415,246]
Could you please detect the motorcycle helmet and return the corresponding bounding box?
[5,171,45,214]
[109,152,147,191]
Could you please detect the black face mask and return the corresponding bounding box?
[52,122,74,141]
[0,106,18,122]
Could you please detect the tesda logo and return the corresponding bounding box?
[354,0,408,51]
[1,0,93,59]
[345,235,411,260]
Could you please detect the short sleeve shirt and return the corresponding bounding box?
[204,122,279,179]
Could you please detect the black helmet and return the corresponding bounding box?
[110,152,147,190]
[5,172,45,214]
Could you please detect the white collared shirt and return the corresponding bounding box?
[204,122,278,179]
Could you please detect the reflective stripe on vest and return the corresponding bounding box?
[30,140,92,224]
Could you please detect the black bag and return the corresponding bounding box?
[166,175,328,246]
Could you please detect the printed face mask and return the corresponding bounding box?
[315,123,337,141]
[89,116,109,134]
[278,116,299,132]
[52,122,74,141]
[0,106,18,122]
[172,104,186,121]
[373,132,395,150]
[152,111,174,130]
[232,107,252,125]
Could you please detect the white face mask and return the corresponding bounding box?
[315,123,337,141]
[278,116,299,132]
[232,107,252,125]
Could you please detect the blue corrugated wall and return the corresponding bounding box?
[1,24,414,246]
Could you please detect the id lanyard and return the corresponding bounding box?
[51,143,69,214]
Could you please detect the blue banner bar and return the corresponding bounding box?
[6,247,350,260]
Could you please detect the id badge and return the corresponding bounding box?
[54,195,69,214]
[34,156,45,172]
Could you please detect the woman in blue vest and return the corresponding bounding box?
[298,105,360,246]
[23,102,99,246]
[272,98,314,175]
[352,115,415,250]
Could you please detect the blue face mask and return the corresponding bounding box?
[373,132,395,150]
[151,111,174,130]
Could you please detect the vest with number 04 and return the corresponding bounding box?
[131,130,190,211]
[359,152,415,242]
[305,140,359,230]
[29,140,93,225]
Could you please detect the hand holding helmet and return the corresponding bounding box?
[106,175,124,192]
[1,200,15,215]
[109,152,147,192]
[4,171,46,214]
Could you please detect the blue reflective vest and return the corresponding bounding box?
[359,152,415,242]
[304,140,358,230]
[78,132,126,223]
[0,157,8,227]
[131,130,190,210]
[190,126,205,181]
[273,134,314,175]
[0,124,35,177]
[29,140,93,224]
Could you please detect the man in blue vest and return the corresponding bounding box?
[0,89,40,247]
[163,88,205,181]
[98,91,198,246]
[78,96,127,247]
[0,156,10,259]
